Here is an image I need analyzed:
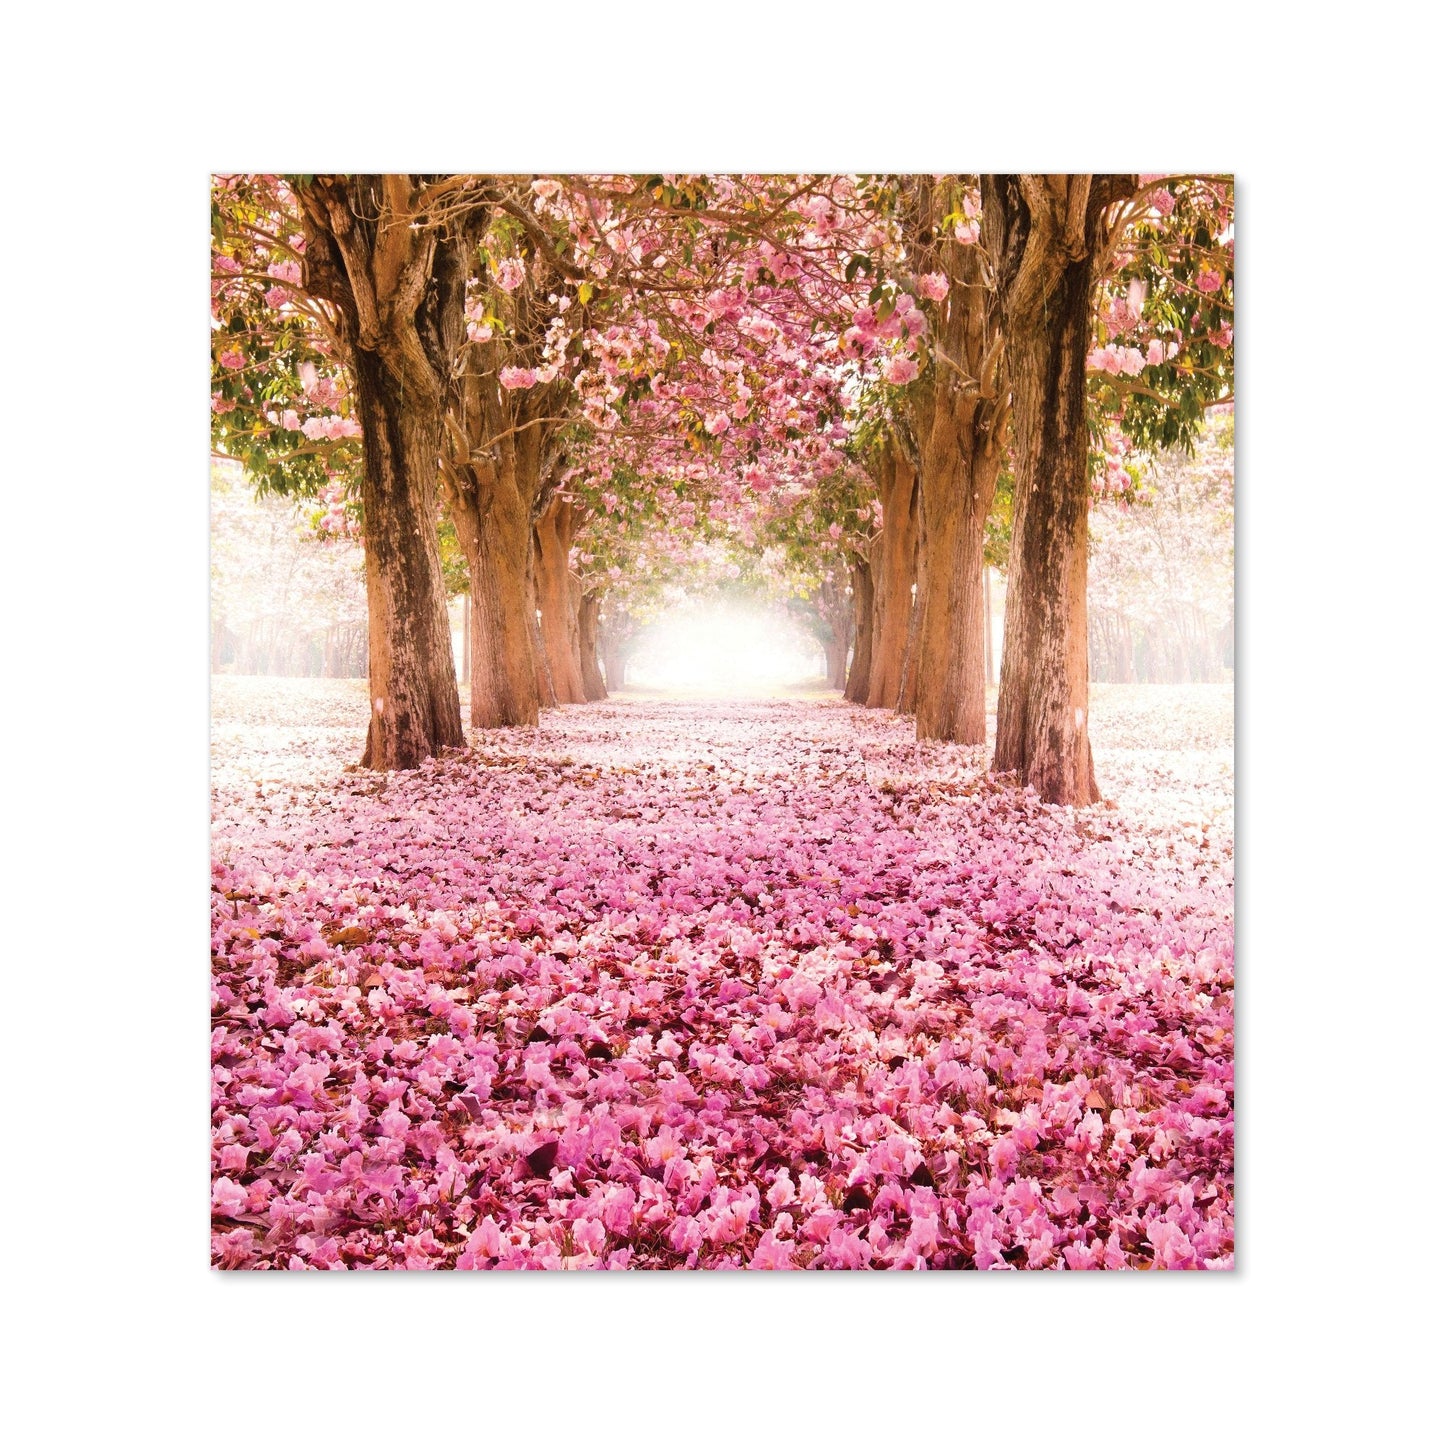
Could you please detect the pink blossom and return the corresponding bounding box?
[572,1218,607,1256]
[495,258,525,293]
[218,350,245,372]
[917,272,950,302]
[766,1170,796,1210]
[500,367,538,390]
[748,1231,797,1269]
[882,354,920,386]
[212,1177,249,1217]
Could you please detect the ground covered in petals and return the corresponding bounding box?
[211,679,1233,1270]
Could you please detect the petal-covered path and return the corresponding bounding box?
[211,679,1234,1269]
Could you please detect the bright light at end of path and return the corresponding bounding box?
[628,607,822,694]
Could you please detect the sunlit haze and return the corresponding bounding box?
[624,605,822,693]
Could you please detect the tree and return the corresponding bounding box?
[860,426,920,710]
[980,175,1132,802]
[886,177,1008,745]
[213,174,494,769]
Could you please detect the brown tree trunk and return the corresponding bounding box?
[437,326,568,729]
[447,465,541,729]
[913,424,1000,744]
[825,636,849,690]
[897,176,1005,743]
[350,345,466,769]
[293,173,492,770]
[578,591,607,700]
[984,173,1133,805]
[533,495,587,703]
[866,439,920,709]
[844,558,875,702]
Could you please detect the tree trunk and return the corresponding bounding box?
[866,440,920,710]
[578,591,607,701]
[291,173,492,769]
[533,495,587,703]
[350,346,466,769]
[448,468,540,729]
[896,177,1005,742]
[844,558,875,702]
[984,173,1133,805]
[437,333,568,729]
[825,636,849,690]
[913,426,1000,744]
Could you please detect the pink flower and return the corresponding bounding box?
[218,350,245,372]
[1146,1218,1199,1269]
[766,1170,796,1210]
[882,354,919,386]
[215,1228,254,1267]
[212,1177,249,1217]
[264,287,289,310]
[496,258,525,293]
[1147,339,1166,366]
[601,1186,636,1234]
[1197,267,1223,294]
[500,366,538,390]
[704,412,731,436]
[667,1215,703,1253]
[458,1216,503,1267]
[572,1218,606,1256]
[748,1231,797,1269]
[917,271,950,302]
[953,219,980,245]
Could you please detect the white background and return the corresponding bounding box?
[3,4,1439,1440]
